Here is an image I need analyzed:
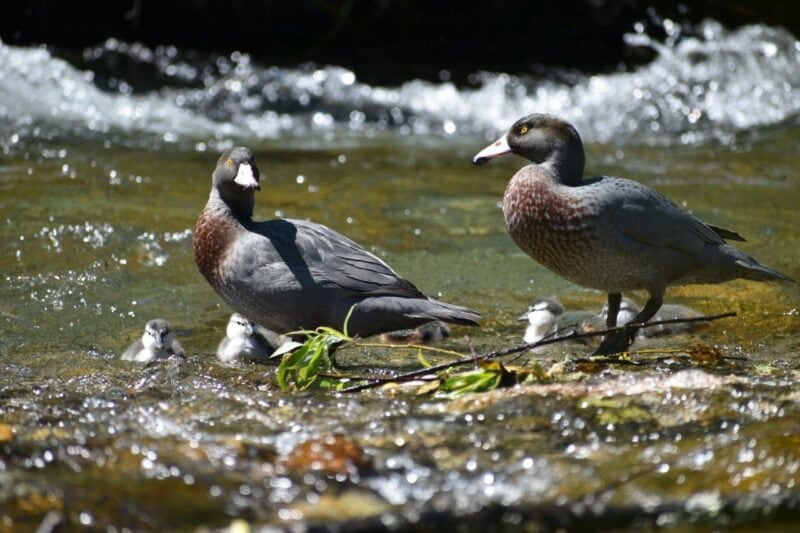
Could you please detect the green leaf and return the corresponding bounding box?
[416,349,432,368]
[275,328,343,391]
[342,304,357,338]
[270,341,305,359]
[438,368,503,395]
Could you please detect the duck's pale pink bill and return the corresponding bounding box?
[473,134,512,165]
[234,163,260,190]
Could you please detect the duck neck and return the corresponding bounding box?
[208,187,254,221]
[541,143,584,186]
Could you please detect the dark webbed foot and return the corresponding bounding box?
[591,293,664,357]
[592,327,638,356]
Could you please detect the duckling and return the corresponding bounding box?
[600,297,640,327]
[602,297,702,337]
[121,319,185,363]
[518,298,564,344]
[216,313,283,363]
[519,297,600,344]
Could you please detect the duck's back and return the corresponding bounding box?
[503,167,785,293]
[208,216,477,336]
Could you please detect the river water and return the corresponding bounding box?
[1,20,799,530]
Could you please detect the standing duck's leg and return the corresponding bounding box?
[604,292,622,328]
[593,294,663,356]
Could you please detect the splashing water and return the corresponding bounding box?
[0,20,798,148]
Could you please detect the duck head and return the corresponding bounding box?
[519,297,565,344]
[212,147,261,217]
[226,312,255,339]
[142,319,174,351]
[473,114,585,185]
[518,297,565,324]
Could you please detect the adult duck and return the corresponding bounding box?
[474,114,792,355]
[194,147,481,339]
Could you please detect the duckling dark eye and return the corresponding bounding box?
[519,125,529,135]
[226,159,234,167]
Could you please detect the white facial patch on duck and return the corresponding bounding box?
[227,316,254,339]
[234,163,258,188]
[142,329,158,350]
[527,308,558,327]
[532,302,548,312]
[524,311,559,344]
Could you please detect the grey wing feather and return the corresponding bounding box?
[595,177,726,255]
[243,218,425,298]
[297,221,426,297]
[707,224,746,242]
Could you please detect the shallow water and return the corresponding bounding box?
[1,21,800,531]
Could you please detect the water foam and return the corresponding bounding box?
[1,20,798,147]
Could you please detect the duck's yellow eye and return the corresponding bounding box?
[519,125,529,135]
[226,159,234,167]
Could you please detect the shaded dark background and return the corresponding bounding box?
[1,0,798,84]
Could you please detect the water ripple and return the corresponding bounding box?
[1,20,798,148]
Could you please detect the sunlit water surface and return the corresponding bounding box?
[1,20,799,531]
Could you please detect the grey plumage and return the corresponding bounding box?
[217,312,281,363]
[558,309,603,337]
[121,319,185,363]
[521,296,705,348]
[194,147,481,339]
[604,297,703,337]
[380,321,451,344]
[519,298,599,345]
[475,114,792,355]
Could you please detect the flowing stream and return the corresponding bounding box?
[1,20,799,530]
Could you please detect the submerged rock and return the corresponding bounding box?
[283,434,373,477]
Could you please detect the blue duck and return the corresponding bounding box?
[194,147,481,339]
[474,114,792,355]
[217,312,282,363]
[121,319,185,363]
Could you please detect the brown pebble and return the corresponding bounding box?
[0,423,14,443]
[283,434,372,476]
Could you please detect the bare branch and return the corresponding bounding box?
[338,311,736,394]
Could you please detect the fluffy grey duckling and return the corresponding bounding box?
[379,321,451,344]
[518,297,597,345]
[121,319,185,363]
[217,313,282,363]
[600,297,640,328]
[474,114,792,355]
[518,297,565,344]
[193,147,481,340]
[602,297,702,338]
